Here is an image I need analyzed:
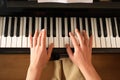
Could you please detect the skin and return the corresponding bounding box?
[26,29,101,80]
[66,29,101,80]
[26,29,54,80]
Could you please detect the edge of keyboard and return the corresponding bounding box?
[0,48,120,60]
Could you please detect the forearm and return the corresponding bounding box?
[79,63,101,80]
[26,66,43,80]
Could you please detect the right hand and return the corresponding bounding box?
[66,29,93,69]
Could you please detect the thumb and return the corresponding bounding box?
[48,43,54,59]
[66,44,73,60]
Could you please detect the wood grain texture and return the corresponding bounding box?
[0,53,120,80]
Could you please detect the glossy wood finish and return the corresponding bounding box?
[0,53,120,80]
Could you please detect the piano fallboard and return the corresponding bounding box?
[0,48,120,60]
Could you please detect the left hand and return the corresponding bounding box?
[29,29,54,69]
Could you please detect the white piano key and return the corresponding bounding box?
[17,17,23,47]
[79,17,83,32]
[74,17,79,45]
[6,17,12,47]
[64,18,68,37]
[73,17,77,30]
[91,18,96,48]
[48,17,53,46]
[28,17,32,47]
[99,18,106,48]
[108,18,116,48]
[114,17,120,48]
[35,17,39,30]
[12,37,17,47]
[1,17,6,47]
[1,36,6,47]
[11,17,17,47]
[6,36,12,47]
[94,18,101,48]
[54,17,59,48]
[59,17,64,48]
[105,18,112,48]
[44,17,48,48]
[39,17,41,31]
[29,17,32,35]
[22,17,28,47]
[85,18,89,38]
[64,18,70,45]
[0,17,3,47]
[70,17,74,47]
[70,17,75,33]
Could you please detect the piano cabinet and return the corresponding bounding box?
[0,53,120,80]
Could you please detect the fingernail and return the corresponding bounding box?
[69,32,73,36]
[42,29,44,31]
[69,32,71,36]
[75,28,78,32]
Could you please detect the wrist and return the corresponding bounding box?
[78,63,101,80]
[26,65,43,80]
[28,64,44,71]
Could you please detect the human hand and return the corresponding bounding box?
[29,29,54,69]
[66,28,93,69]
[66,29,101,80]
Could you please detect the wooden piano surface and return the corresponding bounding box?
[0,53,120,80]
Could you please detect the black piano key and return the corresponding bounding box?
[116,17,120,37]
[96,18,101,37]
[25,17,29,37]
[76,17,80,31]
[32,17,35,37]
[41,17,44,29]
[62,17,65,37]
[53,17,56,37]
[4,17,9,37]
[102,18,107,37]
[16,17,20,37]
[68,17,71,36]
[82,18,86,30]
[10,17,15,37]
[47,17,50,37]
[111,18,117,37]
[88,18,92,37]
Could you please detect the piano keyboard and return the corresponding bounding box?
[0,16,120,48]
[0,16,120,55]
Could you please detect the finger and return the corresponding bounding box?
[69,32,79,49]
[75,29,84,47]
[66,44,73,60]
[88,35,93,61]
[89,35,93,52]
[82,30,89,46]
[33,30,39,47]
[41,29,46,48]
[29,34,33,48]
[37,31,42,46]
[47,43,54,59]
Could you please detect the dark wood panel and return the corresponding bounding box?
[92,54,120,80]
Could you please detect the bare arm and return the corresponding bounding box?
[66,29,101,80]
[26,29,54,80]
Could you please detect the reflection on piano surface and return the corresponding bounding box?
[0,0,120,59]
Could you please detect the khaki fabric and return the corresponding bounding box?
[40,58,85,80]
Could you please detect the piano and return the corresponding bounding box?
[0,0,120,59]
